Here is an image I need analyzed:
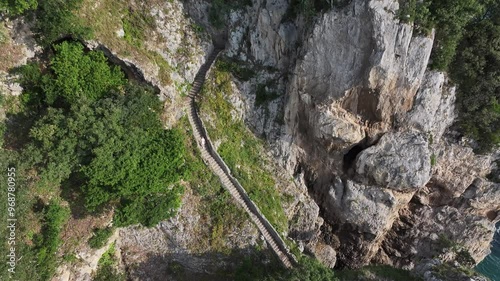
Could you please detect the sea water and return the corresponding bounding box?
[476,222,500,281]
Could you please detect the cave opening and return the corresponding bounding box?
[486,210,499,222]
[343,144,365,173]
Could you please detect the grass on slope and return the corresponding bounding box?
[198,60,289,235]
[175,116,248,254]
[336,265,422,281]
[77,0,173,86]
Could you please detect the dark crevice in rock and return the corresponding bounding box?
[342,144,364,173]
[93,44,161,95]
[486,210,498,222]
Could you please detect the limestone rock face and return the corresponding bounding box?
[323,180,414,267]
[326,180,399,235]
[312,242,337,269]
[355,131,432,191]
[465,179,500,221]
[403,71,456,141]
[429,142,492,199]
[286,0,434,149]
[148,0,499,273]
[379,204,496,269]
[0,19,40,98]
[414,258,490,281]
[223,0,298,69]
[249,0,296,68]
[314,104,365,150]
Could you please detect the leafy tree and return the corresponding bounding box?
[26,87,188,225]
[451,0,500,151]
[23,107,80,193]
[43,41,125,105]
[113,189,183,227]
[18,41,187,227]
[80,87,187,214]
[0,0,37,16]
[428,0,486,70]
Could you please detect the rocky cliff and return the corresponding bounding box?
[194,0,499,274]
[2,0,498,279]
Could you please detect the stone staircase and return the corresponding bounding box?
[186,46,296,268]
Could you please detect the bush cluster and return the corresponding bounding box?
[18,41,187,226]
[451,1,500,152]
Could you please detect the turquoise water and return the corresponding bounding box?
[476,222,500,281]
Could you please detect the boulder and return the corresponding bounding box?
[430,142,492,198]
[403,71,456,141]
[325,179,413,267]
[355,131,431,191]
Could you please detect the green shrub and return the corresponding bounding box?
[216,59,255,81]
[88,227,114,249]
[0,0,37,16]
[93,243,126,281]
[113,186,184,227]
[34,0,92,46]
[33,202,70,281]
[43,41,126,105]
[18,42,188,228]
[450,0,500,152]
[208,0,252,28]
[429,0,485,71]
[0,24,8,44]
[430,154,437,166]
[398,0,433,34]
[235,255,337,281]
[122,8,155,48]
[255,83,280,107]
[285,0,351,21]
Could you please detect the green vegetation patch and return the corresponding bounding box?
[336,265,422,281]
[0,40,190,280]
[450,1,500,152]
[284,0,351,21]
[93,242,126,281]
[16,42,187,228]
[88,226,114,249]
[175,117,247,253]
[42,41,126,105]
[0,0,38,16]
[432,262,478,280]
[34,0,92,46]
[0,111,42,281]
[200,62,288,235]
[430,154,437,166]
[216,58,256,82]
[122,7,156,48]
[398,0,489,71]
[0,23,8,44]
[33,202,70,281]
[208,0,252,28]
[235,255,338,281]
